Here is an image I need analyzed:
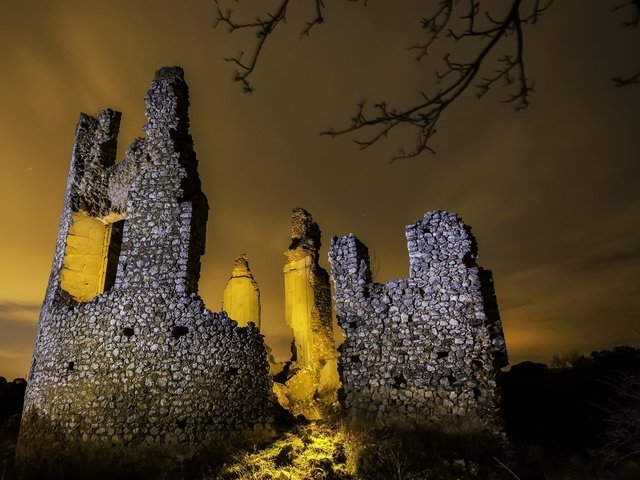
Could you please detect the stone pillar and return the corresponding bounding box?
[222,254,261,328]
[278,208,339,418]
[283,208,334,372]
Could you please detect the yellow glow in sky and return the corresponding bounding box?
[0,1,639,380]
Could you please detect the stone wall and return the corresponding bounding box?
[17,64,511,475]
[16,67,277,474]
[329,210,508,431]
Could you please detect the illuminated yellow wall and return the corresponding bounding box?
[283,254,313,368]
[60,212,112,302]
[222,255,261,328]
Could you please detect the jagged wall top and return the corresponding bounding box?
[17,67,276,474]
[114,66,208,294]
[407,210,478,281]
[289,207,322,253]
[329,210,508,430]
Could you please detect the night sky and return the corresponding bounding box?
[1,1,639,380]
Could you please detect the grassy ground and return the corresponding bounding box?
[2,349,640,479]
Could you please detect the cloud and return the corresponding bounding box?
[0,302,39,379]
[0,349,29,360]
[0,302,40,324]
[576,244,640,272]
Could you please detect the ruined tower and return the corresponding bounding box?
[329,210,508,431]
[17,67,276,474]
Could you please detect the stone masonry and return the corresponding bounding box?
[283,208,335,373]
[329,210,508,431]
[16,67,277,473]
[17,65,510,475]
[277,208,340,419]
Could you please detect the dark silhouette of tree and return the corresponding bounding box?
[213,0,639,161]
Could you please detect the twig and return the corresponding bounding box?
[214,0,556,160]
[494,456,521,479]
[323,0,551,161]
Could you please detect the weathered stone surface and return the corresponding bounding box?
[222,254,261,328]
[16,65,511,475]
[284,208,335,372]
[329,210,508,432]
[279,208,338,418]
[16,67,277,474]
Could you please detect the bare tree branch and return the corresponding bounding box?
[612,0,640,28]
[324,0,551,161]
[611,0,640,87]
[213,0,636,161]
[613,72,640,86]
[214,0,293,92]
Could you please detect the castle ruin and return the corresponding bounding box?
[17,66,509,475]
[16,67,277,473]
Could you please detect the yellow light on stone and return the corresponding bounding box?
[277,208,341,420]
[283,252,314,368]
[222,254,261,328]
[60,211,113,302]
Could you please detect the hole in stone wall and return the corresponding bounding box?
[392,373,406,389]
[473,387,482,400]
[228,367,239,376]
[176,419,187,430]
[349,355,361,363]
[122,327,134,337]
[447,374,457,385]
[348,320,358,329]
[437,351,449,359]
[472,358,484,369]
[171,326,189,338]
[463,251,477,268]
[67,361,75,372]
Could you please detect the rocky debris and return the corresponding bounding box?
[329,210,508,432]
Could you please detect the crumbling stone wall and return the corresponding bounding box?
[17,67,277,474]
[329,210,508,431]
[278,208,339,419]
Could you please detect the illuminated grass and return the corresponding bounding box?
[218,422,359,480]
[213,418,514,480]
